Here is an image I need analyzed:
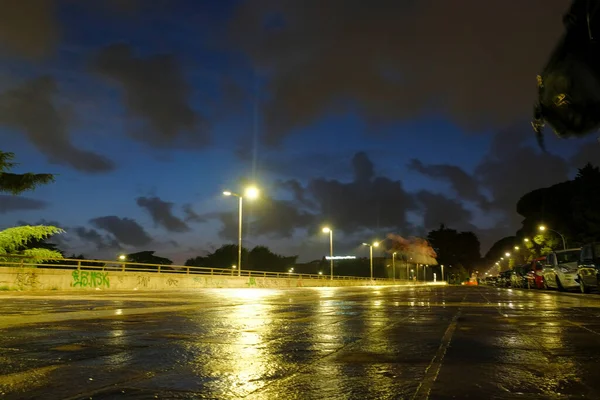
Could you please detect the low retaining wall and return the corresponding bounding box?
[0,267,447,291]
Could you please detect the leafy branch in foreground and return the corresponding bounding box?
[0,225,65,262]
[0,151,55,195]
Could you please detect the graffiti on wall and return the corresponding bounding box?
[71,270,110,288]
[137,275,150,288]
[15,270,38,289]
[247,277,257,287]
[166,278,179,287]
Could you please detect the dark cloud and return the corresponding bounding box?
[0,1,59,58]
[0,76,115,172]
[474,127,570,221]
[230,0,566,144]
[217,197,315,241]
[74,226,121,250]
[214,151,415,239]
[569,141,600,169]
[0,195,47,214]
[92,43,209,148]
[407,159,489,208]
[136,196,190,232]
[415,191,474,232]
[0,1,146,58]
[90,216,152,247]
[182,204,207,223]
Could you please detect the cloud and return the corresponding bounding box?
[74,226,121,250]
[0,195,48,214]
[213,151,415,239]
[230,0,567,144]
[89,216,152,247]
[0,1,146,59]
[0,76,115,172]
[0,1,59,58]
[407,159,489,207]
[92,43,209,148]
[136,196,190,232]
[182,204,206,223]
[415,191,475,232]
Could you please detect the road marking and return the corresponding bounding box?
[566,319,600,336]
[412,310,461,400]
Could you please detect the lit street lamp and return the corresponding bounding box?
[223,186,259,276]
[362,241,379,280]
[505,252,511,257]
[322,227,334,280]
[514,246,520,250]
[538,225,566,250]
[392,252,397,282]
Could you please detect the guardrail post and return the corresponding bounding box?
[158,265,161,274]
[20,258,24,268]
[210,268,213,276]
[186,267,190,274]
[122,263,126,272]
[77,260,81,271]
[264,272,266,277]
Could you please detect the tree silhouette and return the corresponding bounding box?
[0,151,54,195]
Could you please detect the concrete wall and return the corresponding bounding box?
[0,267,447,291]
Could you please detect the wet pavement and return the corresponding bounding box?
[1,286,600,399]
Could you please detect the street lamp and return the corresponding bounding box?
[538,225,567,250]
[118,254,126,261]
[362,241,379,280]
[514,246,520,250]
[392,252,397,282]
[322,227,334,280]
[505,252,511,257]
[223,186,259,276]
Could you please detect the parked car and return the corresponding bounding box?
[542,248,582,291]
[526,257,546,289]
[577,242,600,293]
[510,264,529,288]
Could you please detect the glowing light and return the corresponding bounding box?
[244,186,259,199]
[538,225,547,231]
[322,227,331,233]
[223,191,232,196]
[373,242,380,247]
[118,255,126,261]
[505,252,511,257]
[325,256,356,260]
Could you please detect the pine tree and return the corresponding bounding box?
[0,151,54,195]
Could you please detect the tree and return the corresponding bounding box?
[0,225,64,262]
[185,244,297,272]
[0,151,54,195]
[427,225,481,274]
[516,163,600,248]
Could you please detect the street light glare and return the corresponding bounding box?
[118,254,126,261]
[505,252,510,257]
[538,225,547,231]
[223,191,232,196]
[514,246,520,250]
[362,242,369,246]
[524,238,529,242]
[244,186,259,199]
[322,227,331,233]
[373,241,379,247]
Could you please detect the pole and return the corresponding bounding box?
[441,265,445,281]
[392,253,396,282]
[329,230,334,280]
[369,245,373,280]
[406,257,409,281]
[237,196,243,277]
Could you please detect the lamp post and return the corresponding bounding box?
[322,227,334,280]
[362,241,379,280]
[538,225,567,250]
[392,252,396,282]
[441,264,444,281]
[223,186,259,276]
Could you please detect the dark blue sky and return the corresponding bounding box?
[0,0,596,264]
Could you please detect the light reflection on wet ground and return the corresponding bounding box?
[0,286,600,399]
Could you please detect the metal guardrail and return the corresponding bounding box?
[0,256,400,281]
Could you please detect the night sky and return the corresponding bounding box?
[1,0,597,264]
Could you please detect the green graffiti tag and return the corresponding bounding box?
[71,270,110,288]
[247,277,257,287]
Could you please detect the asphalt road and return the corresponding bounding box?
[1,286,600,399]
